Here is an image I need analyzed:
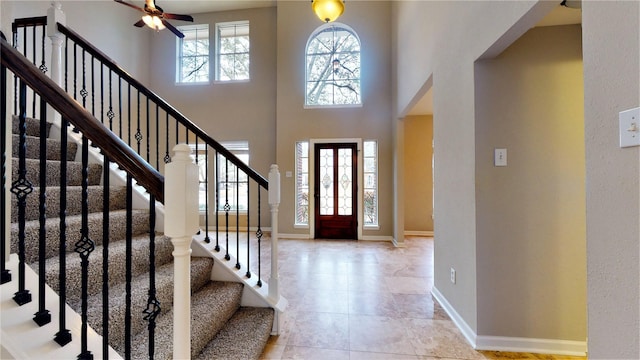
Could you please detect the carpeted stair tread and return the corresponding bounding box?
[10,209,150,263]
[12,134,77,161]
[95,257,215,356]
[196,307,275,360]
[12,158,102,187]
[129,281,244,360]
[11,115,51,137]
[10,185,127,222]
[38,234,174,301]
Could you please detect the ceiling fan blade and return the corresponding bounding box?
[163,13,194,22]
[134,19,145,27]
[161,19,185,38]
[114,0,145,12]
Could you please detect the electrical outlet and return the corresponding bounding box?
[450,268,456,284]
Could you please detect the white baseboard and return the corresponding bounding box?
[404,230,434,237]
[476,336,587,356]
[432,286,587,356]
[431,286,478,348]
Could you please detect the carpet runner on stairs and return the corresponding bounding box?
[8,116,273,359]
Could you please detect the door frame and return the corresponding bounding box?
[307,138,363,240]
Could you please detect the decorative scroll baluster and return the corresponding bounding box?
[76,135,95,360]
[215,150,220,252]
[1,39,11,284]
[163,113,170,164]
[135,92,142,153]
[54,116,72,346]
[107,70,114,130]
[34,98,51,326]
[143,194,161,360]
[256,190,262,287]
[101,155,110,355]
[11,81,33,306]
[39,23,47,74]
[124,174,133,358]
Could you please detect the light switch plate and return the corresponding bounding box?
[620,107,640,148]
[494,148,507,167]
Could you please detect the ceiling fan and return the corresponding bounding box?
[114,0,194,38]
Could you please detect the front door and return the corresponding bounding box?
[314,143,357,239]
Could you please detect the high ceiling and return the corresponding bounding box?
[147,0,275,14]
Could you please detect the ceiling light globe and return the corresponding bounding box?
[312,0,345,23]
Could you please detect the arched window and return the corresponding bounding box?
[305,23,361,106]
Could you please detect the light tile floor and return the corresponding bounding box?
[257,236,586,360]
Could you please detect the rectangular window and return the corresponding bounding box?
[177,25,209,83]
[217,141,249,212]
[295,141,310,225]
[216,21,250,81]
[363,140,378,226]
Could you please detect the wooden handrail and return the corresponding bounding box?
[1,36,165,203]
[57,23,269,189]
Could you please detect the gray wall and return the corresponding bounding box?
[474,24,586,340]
[275,1,393,239]
[583,1,639,358]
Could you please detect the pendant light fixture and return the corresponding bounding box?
[311,0,345,23]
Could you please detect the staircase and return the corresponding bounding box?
[5,115,274,358]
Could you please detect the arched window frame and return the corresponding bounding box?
[305,22,362,107]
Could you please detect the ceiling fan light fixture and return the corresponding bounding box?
[312,0,344,23]
[142,14,165,31]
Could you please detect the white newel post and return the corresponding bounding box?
[268,165,280,303]
[164,144,199,360]
[47,2,65,128]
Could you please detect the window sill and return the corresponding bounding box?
[175,81,211,86]
[213,79,250,85]
[294,224,309,229]
[363,225,380,231]
[304,103,363,110]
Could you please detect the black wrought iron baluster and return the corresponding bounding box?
[163,114,170,164]
[64,36,68,93]
[135,91,142,154]
[143,195,160,360]
[224,158,230,261]
[107,70,114,131]
[101,155,110,356]
[118,77,123,137]
[155,105,159,169]
[30,24,35,117]
[145,98,150,162]
[11,80,32,306]
[235,165,240,269]
[39,24,47,75]
[124,174,133,359]
[54,116,72,347]
[81,50,88,109]
[215,150,220,252]
[91,56,95,117]
[246,178,251,278]
[256,190,263,287]
[204,146,210,244]
[34,98,51,326]
[76,135,95,360]
[127,84,132,146]
[1,44,11,284]
[12,31,18,114]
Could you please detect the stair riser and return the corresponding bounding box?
[10,186,127,222]
[10,210,151,264]
[12,134,77,161]
[12,158,102,187]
